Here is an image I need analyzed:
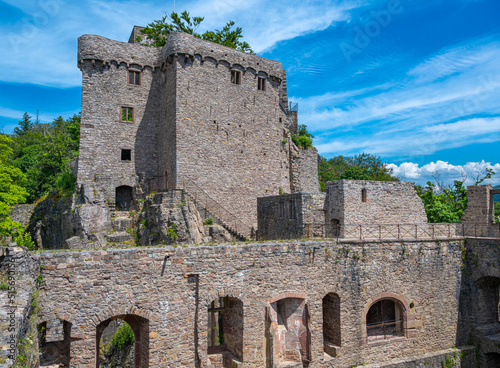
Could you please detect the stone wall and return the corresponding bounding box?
[8,204,36,229]
[37,238,470,367]
[77,35,161,205]
[290,146,320,194]
[461,185,500,237]
[257,192,325,240]
[170,33,290,232]
[325,180,428,228]
[0,245,40,367]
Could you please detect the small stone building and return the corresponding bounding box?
[258,180,428,240]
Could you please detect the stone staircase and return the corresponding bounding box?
[178,176,253,241]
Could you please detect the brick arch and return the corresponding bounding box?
[266,291,308,304]
[475,271,500,284]
[203,288,244,308]
[95,313,150,368]
[361,292,414,345]
[90,305,152,329]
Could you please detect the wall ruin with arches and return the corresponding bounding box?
[35,238,480,367]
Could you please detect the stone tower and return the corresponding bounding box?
[77,29,319,237]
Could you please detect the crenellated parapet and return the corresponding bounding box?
[77,34,161,71]
[159,32,284,81]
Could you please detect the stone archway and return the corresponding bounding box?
[476,276,500,325]
[95,314,149,368]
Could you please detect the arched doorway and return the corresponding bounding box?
[267,297,311,367]
[323,293,341,357]
[476,276,500,325]
[485,353,500,366]
[95,315,149,368]
[115,186,134,211]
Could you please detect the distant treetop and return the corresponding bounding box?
[137,11,254,54]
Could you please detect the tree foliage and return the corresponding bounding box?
[291,124,314,149]
[415,181,467,223]
[137,11,254,53]
[0,134,28,239]
[318,153,398,191]
[10,113,80,202]
[415,168,496,223]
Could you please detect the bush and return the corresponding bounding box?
[166,223,178,241]
[203,217,214,225]
[109,322,135,351]
[291,134,313,149]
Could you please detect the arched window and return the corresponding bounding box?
[207,297,244,362]
[323,293,341,357]
[366,299,404,342]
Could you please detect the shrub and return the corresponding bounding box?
[110,322,135,351]
[166,224,178,241]
[203,217,214,225]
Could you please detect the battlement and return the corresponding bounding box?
[159,32,284,79]
[78,34,161,70]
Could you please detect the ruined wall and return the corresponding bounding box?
[165,33,290,232]
[257,192,325,240]
[38,238,469,367]
[9,204,36,229]
[325,180,428,226]
[0,245,40,367]
[290,146,320,194]
[454,237,500,365]
[77,35,161,204]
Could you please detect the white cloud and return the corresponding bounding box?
[387,160,500,186]
[298,37,500,159]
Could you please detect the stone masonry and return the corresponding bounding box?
[35,238,478,368]
[77,31,318,238]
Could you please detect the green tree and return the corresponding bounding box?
[0,134,29,238]
[415,181,468,223]
[10,113,80,202]
[291,124,314,149]
[318,153,398,191]
[138,11,254,53]
[415,169,496,223]
[13,112,34,136]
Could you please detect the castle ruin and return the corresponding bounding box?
[1,27,500,368]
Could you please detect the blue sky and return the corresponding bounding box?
[0,0,499,186]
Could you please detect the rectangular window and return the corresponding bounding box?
[279,201,285,218]
[121,107,134,122]
[121,149,131,161]
[258,77,266,91]
[290,199,296,219]
[128,70,141,86]
[231,70,241,85]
